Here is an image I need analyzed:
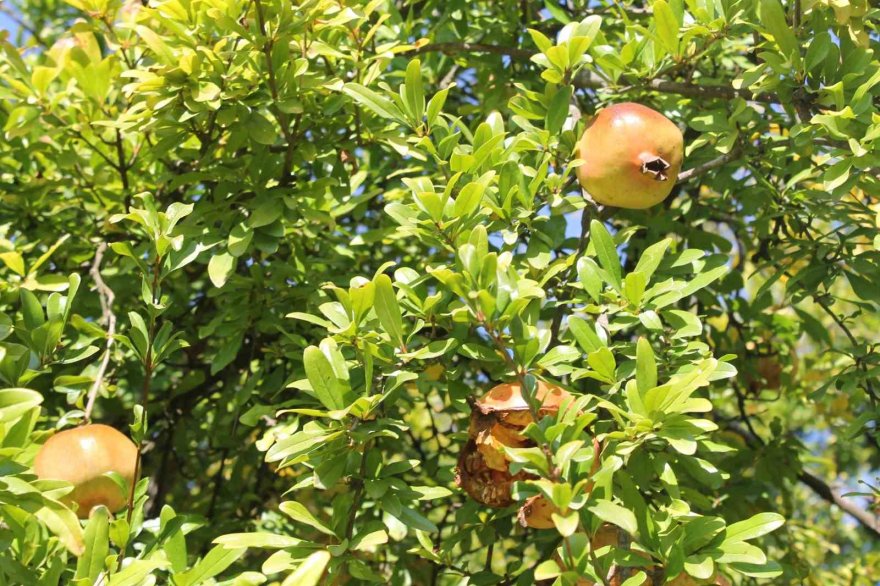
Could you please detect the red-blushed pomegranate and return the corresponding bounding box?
[34,424,137,519]
[576,102,684,209]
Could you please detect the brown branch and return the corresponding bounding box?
[0,6,49,48]
[813,296,878,404]
[677,147,743,182]
[114,130,130,192]
[726,423,880,538]
[797,471,880,538]
[253,0,296,184]
[574,70,772,101]
[411,42,533,59]
[84,243,116,423]
[548,202,594,347]
[407,42,783,105]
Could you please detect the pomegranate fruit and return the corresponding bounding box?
[518,494,558,529]
[455,439,531,508]
[473,380,572,473]
[576,102,684,209]
[456,380,574,508]
[34,424,137,519]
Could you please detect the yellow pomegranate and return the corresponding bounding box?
[34,424,138,519]
[576,103,684,209]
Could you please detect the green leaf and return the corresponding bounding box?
[214,533,301,549]
[343,83,405,122]
[20,289,45,329]
[588,347,616,382]
[208,252,235,288]
[653,0,679,56]
[389,505,438,533]
[728,561,783,578]
[623,271,647,307]
[590,220,621,290]
[303,346,348,410]
[636,338,657,393]
[758,0,799,58]
[0,388,43,423]
[589,500,638,535]
[0,251,25,276]
[35,497,85,556]
[404,59,425,124]
[228,223,253,257]
[679,264,728,297]
[543,0,572,23]
[621,572,648,586]
[723,512,785,543]
[426,87,451,127]
[279,501,338,537]
[634,238,671,285]
[248,112,277,145]
[281,551,331,586]
[534,559,561,580]
[108,559,169,586]
[454,180,487,218]
[75,506,110,584]
[546,86,572,134]
[577,256,604,302]
[568,316,604,353]
[160,505,187,573]
[374,274,404,347]
[175,546,245,586]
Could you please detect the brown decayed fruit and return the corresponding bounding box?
[457,380,574,509]
[34,424,138,519]
[518,494,558,529]
[576,102,684,209]
[755,355,783,390]
[471,412,531,472]
[455,439,531,508]
[591,523,621,550]
[475,380,572,417]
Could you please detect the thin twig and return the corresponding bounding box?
[253,0,297,184]
[84,243,116,423]
[814,296,879,404]
[549,203,593,347]
[411,42,533,59]
[677,147,743,182]
[407,42,784,105]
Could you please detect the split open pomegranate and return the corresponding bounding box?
[456,380,573,508]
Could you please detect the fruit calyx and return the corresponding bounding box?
[640,154,671,181]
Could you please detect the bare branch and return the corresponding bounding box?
[407,42,782,105]
[411,42,533,59]
[677,147,743,182]
[797,470,880,538]
[726,423,880,538]
[84,243,117,422]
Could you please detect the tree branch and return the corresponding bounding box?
[677,147,743,182]
[726,423,880,538]
[797,470,880,538]
[84,243,116,423]
[411,42,533,59]
[408,42,782,105]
